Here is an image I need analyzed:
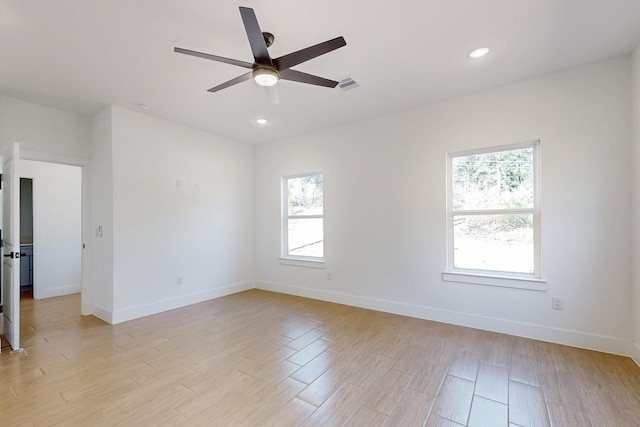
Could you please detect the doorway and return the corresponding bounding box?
[1,146,88,352]
[19,178,34,300]
[20,161,82,301]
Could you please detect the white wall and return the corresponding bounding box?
[105,107,254,323]
[21,160,82,299]
[632,44,640,366]
[0,95,91,159]
[255,56,633,355]
[90,107,114,321]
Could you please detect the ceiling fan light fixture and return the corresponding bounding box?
[253,68,279,87]
[469,47,490,58]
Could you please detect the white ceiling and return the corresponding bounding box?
[1,0,639,144]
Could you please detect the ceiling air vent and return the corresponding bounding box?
[338,77,359,91]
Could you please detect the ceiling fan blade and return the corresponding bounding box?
[274,36,346,71]
[207,72,254,93]
[174,47,253,69]
[239,7,271,64]
[279,69,339,88]
[265,84,280,105]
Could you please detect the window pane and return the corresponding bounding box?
[452,147,533,211]
[288,218,323,257]
[453,214,534,274]
[288,175,323,216]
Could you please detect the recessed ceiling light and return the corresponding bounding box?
[256,118,268,125]
[469,47,490,59]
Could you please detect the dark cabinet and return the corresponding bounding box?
[20,245,33,287]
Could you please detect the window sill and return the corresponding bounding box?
[279,257,325,269]
[442,271,547,291]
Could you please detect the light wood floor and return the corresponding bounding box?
[1,290,640,426]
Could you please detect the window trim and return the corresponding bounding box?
[282,171,324,263]
[445,140,542,284]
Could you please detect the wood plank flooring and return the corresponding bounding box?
[1,289,640,426]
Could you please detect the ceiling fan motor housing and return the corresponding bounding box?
[262,32,274,47]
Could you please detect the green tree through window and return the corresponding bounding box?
[448,143,540,276]
[284,173,324,259]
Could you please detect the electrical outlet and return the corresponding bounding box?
[552,297,564,310]
[326,272,333,280]
[177,275,183,285]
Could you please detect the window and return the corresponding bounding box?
[446,141,540,281]
[282,173,323,261]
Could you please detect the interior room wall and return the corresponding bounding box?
[20,160,82,299]
[0,95,91,159]
[105,106,255,323]
[632,44,640,365]
[255,56,633,356]
[0,95,90,229]
[90,107,114,321]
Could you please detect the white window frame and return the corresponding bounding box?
[444,141,545,290]
[281,172,324,267]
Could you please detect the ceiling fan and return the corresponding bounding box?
[174,6,347,104]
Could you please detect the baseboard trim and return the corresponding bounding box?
[92,303,113,324]
[256,280,632,357]
[631,341,640,368]
[37,284,81,299]
[112,281,254,324]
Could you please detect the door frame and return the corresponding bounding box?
[19,150,92,316]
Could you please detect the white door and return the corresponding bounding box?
[2,142,22,352]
